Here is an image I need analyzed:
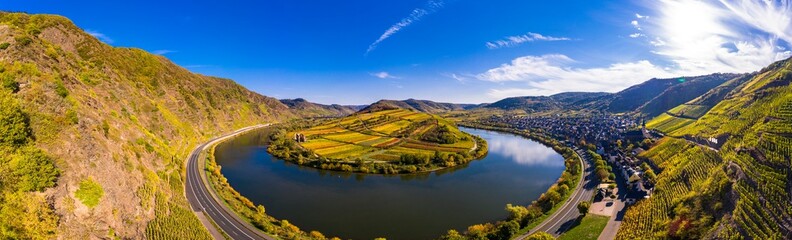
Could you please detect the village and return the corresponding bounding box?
[477,114,658,205]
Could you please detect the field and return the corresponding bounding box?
[646,113,695,135]
[558,215,610,240]
[289,109,478,162]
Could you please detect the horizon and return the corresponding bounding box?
[4,0,791,105]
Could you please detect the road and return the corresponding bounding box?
[185,125,273,240]
[517,147,597,238]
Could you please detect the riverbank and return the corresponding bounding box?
[200,126,341,240]
[266,119,489,174]
[436,122,586,239]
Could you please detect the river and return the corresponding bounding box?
[214,127,565,239]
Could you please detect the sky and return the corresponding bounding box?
[4,0,792,104]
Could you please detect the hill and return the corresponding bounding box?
[646,73,755,134]
[360,99,477,114]
[617,57,792,239]
[0,13,298,239]
[480,74,740,116]
[279,98,358,117]
[267,108,487,174]
[634,73,743,117]
[482,92,608,113]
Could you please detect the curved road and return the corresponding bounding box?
[185,125,272,240]
[517,147,597,239]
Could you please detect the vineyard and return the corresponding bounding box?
[645,113,694,135]
[290,109,477,162]
[617,58,792,239]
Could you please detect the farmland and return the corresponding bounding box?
[267,108,488,173]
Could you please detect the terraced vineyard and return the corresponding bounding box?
[617,58,792,239]
[646,73,754,135]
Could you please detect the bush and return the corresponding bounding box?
[525,231,555,240]
[1,75,19,93]
[0,91,32,146]
[11,147,59,192]
[75,178,104,208]
[54,80,68,98]
[0,42,9,50]
[14,36,32,46]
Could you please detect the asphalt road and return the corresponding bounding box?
[517,147,597,238]
[185,125,273,240]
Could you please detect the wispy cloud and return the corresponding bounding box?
[85,29,113,44]
[445,73,468,83]
[477,0,792,100]
[371,71,399,79]
[366,0,447,55]
[486,32,571,49]
[152,49,176,55]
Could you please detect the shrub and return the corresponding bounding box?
[11,146,59,192]
[1,75,19,93]
[75,178,104,208]
[54,80,68,98]
[0,91,32,146]
[14,36,32,46]
[0,43,9,50]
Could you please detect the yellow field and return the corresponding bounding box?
[292,109,479,161]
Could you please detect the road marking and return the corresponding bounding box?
[187,126,269,240]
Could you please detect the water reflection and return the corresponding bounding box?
[216,126,565,240]
[477,129,564,167]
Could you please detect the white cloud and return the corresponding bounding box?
[477,0,792,100]
[371,71,399,79]
[152,49,176,55]
[366,0,446,55]
[85,29,113,44]
[649,0,792,74]
[478,54,674,98]
[486,32,571,49]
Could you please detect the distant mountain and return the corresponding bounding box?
[279,98,358,117]
[619,57,792,239]
[482,92,609,113]
[481,73,742,116]
[359,99,478,114]
[633,73,743,117]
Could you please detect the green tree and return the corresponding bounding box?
[438,229,465,240]
[525,231,555,240]
[0,192,58,239]
[495,220,520,240]
[505,204,528,221]
[577,201,591,216]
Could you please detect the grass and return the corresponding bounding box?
[557,215,610,240]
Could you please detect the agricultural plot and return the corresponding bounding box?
[646,113,695,134]
[290,109,480,162]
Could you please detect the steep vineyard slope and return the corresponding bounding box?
[0,13,294,239]
[647,74,754,134]
[617,57,792,239]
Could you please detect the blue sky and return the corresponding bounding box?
[5,0,791,104]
